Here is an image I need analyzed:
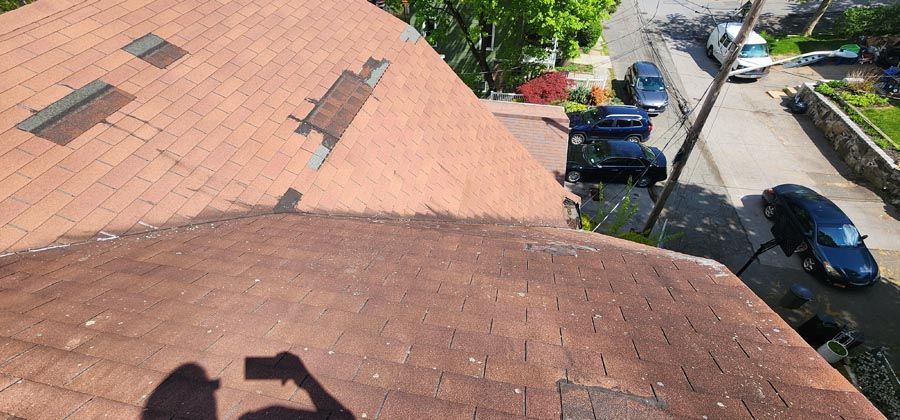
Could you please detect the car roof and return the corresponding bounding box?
[632,61,662,77]
[599,105,648,117]
[590,140,645,158]
[775,184,851,224]
[719,22,767,45]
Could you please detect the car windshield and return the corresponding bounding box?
[639,144,656,160]
[637,76,665,91]
[817,224,861,247]
[583,145,604,166]
[740,43,769,58]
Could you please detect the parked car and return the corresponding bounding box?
[706,23,773,79]
[567,105,653,145]
[565,140,667,187]
[625,61,669,115]
[762,184,879,287]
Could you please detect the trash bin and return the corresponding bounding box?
[779,284,812,309]
[797,313,842,348]
[817,340,849,364]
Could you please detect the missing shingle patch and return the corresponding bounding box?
[399,24,421,43]
[297,57,390,171]
[16,80,135,146]
[525,242,597,256]
[559,381,670,419]
[123,33,187,69]
[274,188,303,213]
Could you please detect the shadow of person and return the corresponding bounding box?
[240,351,350,419]
[142,353,350,419]
[142,363,220,419]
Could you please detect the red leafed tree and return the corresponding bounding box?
[517,72,570,104]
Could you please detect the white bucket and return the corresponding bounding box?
[817,340,849,364]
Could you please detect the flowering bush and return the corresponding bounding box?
[590,86,610,105]
[517,72,570,104]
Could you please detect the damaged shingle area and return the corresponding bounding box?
[16,80,135,146]
[123,33,188,69]
[298,57,390,170]
[560,382,671,419]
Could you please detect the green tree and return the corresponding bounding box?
[390,0,618,92]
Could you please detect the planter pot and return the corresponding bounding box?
[818,340,849,364]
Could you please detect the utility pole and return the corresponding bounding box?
[641,0,768,234]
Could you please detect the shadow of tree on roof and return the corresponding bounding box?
[142,352,349,419]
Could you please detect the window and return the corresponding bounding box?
[636,77,666,92]
[817,224,861,248]
[602,158,632,166]
[789,203,814,234]
[615,120,633,128]
[479,22,495,51]
[740,43,769,58]
[719,34,731,48]
[422,18,436,37]
[597,119,616,127]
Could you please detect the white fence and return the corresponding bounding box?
[488,91,524,102]
[567,74,608,90]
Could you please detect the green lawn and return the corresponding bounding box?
[860,105,900,149]
[764,35,852,57]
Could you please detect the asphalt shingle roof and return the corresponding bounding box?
[0,214,883,418]
[481,100,569,184]
[0,0,571,255]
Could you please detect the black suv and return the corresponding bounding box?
[567,105,653,145]
[565,141,667,187]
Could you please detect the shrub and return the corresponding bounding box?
[561,101,589,113]
[815,83,836,97]
[569,86,592,104]
[837,4,900,36]
[517,72,570,104]
[590,86,610,105]
[840,91,889,107]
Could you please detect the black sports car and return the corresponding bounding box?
[565,141,666,187]
[762,184,879,287]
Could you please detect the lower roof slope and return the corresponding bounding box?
[0,214,881,419]
[481,100,569,183]
[0,0,571,254]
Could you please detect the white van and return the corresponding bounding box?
[706,23,773,79]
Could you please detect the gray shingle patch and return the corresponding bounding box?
[16,80,110,133]
[399,24,421,43]
[123,33,188,68]
[123,33,167,57]
[307,144,332,170]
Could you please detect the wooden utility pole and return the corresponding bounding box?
[642,0,768,234]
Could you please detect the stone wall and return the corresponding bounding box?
[799,83,900,207]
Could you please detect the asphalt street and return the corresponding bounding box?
[597,0,900,367]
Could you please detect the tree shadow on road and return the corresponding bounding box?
[658,181,900,368]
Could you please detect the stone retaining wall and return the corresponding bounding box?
[799,83,900,207]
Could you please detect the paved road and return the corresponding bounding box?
[599,0,900,367]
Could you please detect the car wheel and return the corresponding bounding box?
[636,176,652,188]
[566,171,582,183]
[626,134,642,142]
[801,255,818,274]
[763,203,776,220]
[570,134,585,145]
[707,46,715,60]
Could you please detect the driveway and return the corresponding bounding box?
[602,0,900,367]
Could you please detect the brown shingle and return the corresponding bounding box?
[0,0,571,255]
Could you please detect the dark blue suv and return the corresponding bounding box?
[567,105,653,145]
